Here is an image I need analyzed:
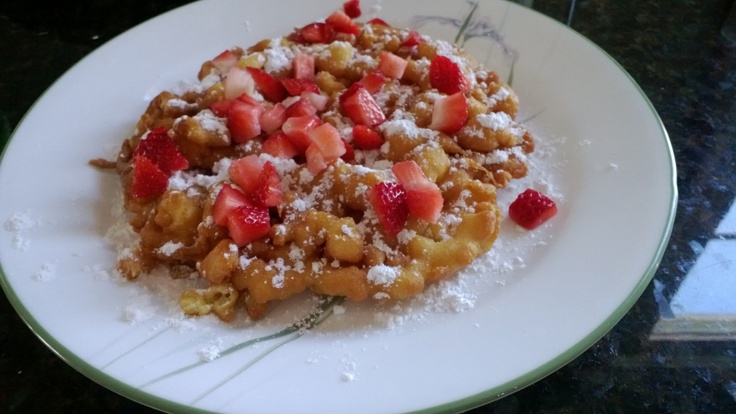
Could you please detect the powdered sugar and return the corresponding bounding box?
[4,210,38,251]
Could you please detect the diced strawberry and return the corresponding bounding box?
[134,127,189,174]
[213,183,252,227]
[282,115,321,152]
[406,185,443,224]
[224,67,255,100]
[340,83,386,126]
[280,78,320,96]
[228,154,263,195]
[305,144,328,175]
[227,204,271,247]
[392,160,443,223]
[343,0,361,18]
[211,50,238,74]
[368,181,409,236]
[308,123,347,159]
[285,98,318,118]
[401,30,425,48]
[209,99,233,117]
[367,18,390,27]
[391,160,428,189]
[508,189,558,230]
[351,124,383,150]
[131,156,169,199]
[299,22,335,44]
[428,92,468,135]
[227,100,263,143]
[325,10,360,36]
[359,70,386,94]
[254,161,283,207]
[260,103,287,135]
[300,91,328,111]
[377,51,407,79]
[429,55,470,95]
[262,132,299,159]
[235,93,261,106]
[246,67,287,102]
[293,52,316,81]
[341,139,355,162]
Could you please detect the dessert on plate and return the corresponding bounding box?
[101,1,537,321]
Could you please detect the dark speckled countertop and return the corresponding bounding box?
[1,0,736,412]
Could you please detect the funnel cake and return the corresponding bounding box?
[112,10,534,321]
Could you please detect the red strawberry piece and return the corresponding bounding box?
[299,22,335,44]
[367,18,390,26]
[406,185,443,224]
[340,83,386,126]
[262,132,299,159]
[211,49,238,74]
[293,52,316,81]
[358,70,386,94]
[246,67,287,102]
[305,144,328,175]
[377,51,407,79]
[209,99,233,117]
[428,92,468,135]
[228,154,263,195]
[224,67,255,100]
[308,123,347,160]
[429,55,470,95]
[213,183,252,226]
[280,78,320,96]
[325,10,360,36]
[227,204,271,247]
[260,103,287,135]
[235,93,260,106]
[392,160,443,223]
[341,139,355,162]
[131,156,169,199]
[401,30,425,48]
[282,115,321,152]
[134,127,189,174]
[285,97,318,118]
[508,189,558,230]
[368,181,409,236]
[343,0,361,18]
[227,99,263,143]
[351,124,383,150]
[254,161,283,207]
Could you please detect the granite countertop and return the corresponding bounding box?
[1,0,735,412]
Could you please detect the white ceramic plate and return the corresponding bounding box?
[0,0,676,412]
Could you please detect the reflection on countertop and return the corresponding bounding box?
[1,0,736,412]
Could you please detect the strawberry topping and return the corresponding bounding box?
[340,83,386,126]
[392,160,443,224]
[293,52,316,81]
[262,132,299,159]
[368,181,409,236]
[351,125,384,150]
[213,183,252,226]
[326,10,360,36]
[429,55,471,95]
[377,51,407,79]
[358,70,387,94]
[131,156,169,199]
[133,127,189,174]
[246,67,287,102]
[227,99,263,143]
[298,23,335,44]
[227,204,271,247]
[429,92,468,135]
[343,0,361,18]
[280,78,320,96]
[254,161,283,207]
[508,189,558,230]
